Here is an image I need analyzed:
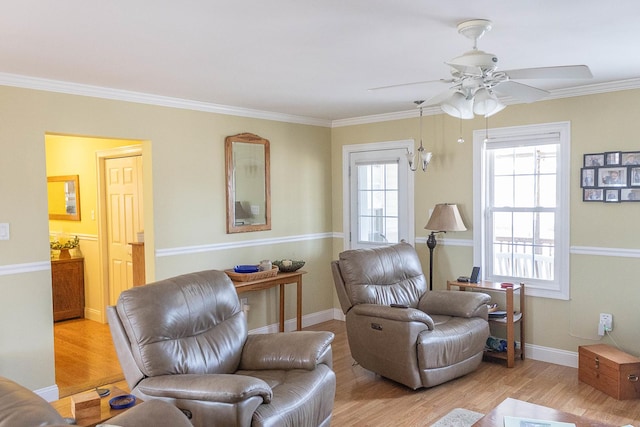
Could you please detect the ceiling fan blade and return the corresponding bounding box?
[503,65,593,80]
[494,81,549,103]
[368,79,451,92]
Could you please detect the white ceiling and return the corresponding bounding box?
[2,1,640,123]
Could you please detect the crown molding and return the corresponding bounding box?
[331,78,640,128]
[0,72,332,128]
[1,71,638,129]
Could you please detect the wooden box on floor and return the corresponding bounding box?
[71,389,101,421]
[578,344,640,400]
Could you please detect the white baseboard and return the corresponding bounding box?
[252,309,579,368]
[524,343,578,368]
[35,384,59,402]
[84,307,103,323]
[248,308,335,334]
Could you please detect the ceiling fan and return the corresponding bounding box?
[371,19,593,119]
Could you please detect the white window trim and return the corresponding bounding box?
[342,140,415,250]
[473,122,570,300]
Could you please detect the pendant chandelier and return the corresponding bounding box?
[407,100,433,172]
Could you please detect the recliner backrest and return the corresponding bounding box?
[115,270,247,377]
[336,242,427,308]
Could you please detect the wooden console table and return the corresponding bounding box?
[231,271,306,332]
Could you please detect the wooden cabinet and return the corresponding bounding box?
[447,280,525,368]
[51,257,85,321]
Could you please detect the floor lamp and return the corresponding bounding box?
[424,203,467,290]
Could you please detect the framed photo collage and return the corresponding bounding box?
[581,151,640,202]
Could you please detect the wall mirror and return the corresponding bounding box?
[47,175,81,221]
[225,133,271,233]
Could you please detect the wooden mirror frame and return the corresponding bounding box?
[47,175,81,221]
[225,133,271,233]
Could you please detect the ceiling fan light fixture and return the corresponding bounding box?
[472,88,499,116]
[441,92,474,119]
[485,100,506,117]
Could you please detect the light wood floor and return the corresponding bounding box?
[56,319,640,425]
[54,318,123,397]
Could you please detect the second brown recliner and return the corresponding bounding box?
[332,242,490,390]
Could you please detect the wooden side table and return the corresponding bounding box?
[231,271,306,332]
[447,280,525,368]
[51,386,141,427]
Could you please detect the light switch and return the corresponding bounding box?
[0,223,9,240]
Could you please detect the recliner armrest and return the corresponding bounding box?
[137,374,272,404]
[240,331,334,371]
[351,304,435,330]
[419,290,490,319]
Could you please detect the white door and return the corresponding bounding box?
[346,143,414,250]
[106,155,143,305]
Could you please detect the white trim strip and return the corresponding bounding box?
[156,232,333,257]
[570,245,640,258]
[2,242,635,276]
[0,261,50,277]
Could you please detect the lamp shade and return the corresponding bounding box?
[424,203,467,232]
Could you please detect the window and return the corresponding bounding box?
[473,122,570,299]
[356,161,399,244]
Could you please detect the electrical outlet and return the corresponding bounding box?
[598,313,613,336]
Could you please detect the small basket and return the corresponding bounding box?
[225,266,279,282]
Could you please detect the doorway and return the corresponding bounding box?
[342,140,415,250]
[45,134,148,397]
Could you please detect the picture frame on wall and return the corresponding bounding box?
[622,152,640,166]
[598,167,626,187]
[580,168,596,187]
[605,151,621,165]
[584,153,604,167]
[621,188,640,201]
[630,167,640,186]
[583,188,603,201]
[605,189,620,203]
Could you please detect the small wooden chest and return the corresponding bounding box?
[578,344,640,400]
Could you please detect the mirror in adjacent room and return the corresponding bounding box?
[47,175,81,221]
[225,133,271,233]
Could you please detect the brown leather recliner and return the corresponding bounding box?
[108,270,336,427]
[332,242,490,390]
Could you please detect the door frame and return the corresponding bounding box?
[342,140,415,250]
[96,145,142,322]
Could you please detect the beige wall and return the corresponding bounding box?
[1,81,638,394]
[0,85,332,391]
[332,89,640,358]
